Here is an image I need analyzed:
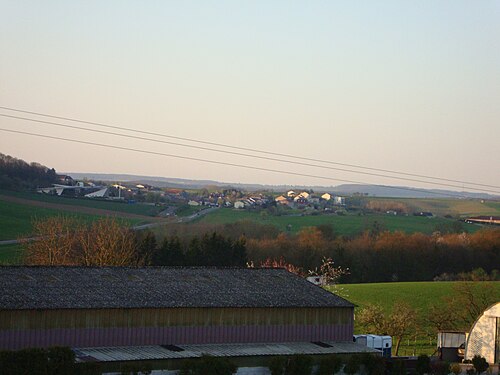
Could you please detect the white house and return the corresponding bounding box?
[234,201,245,209]
[321,193,332,201]
[275,195,288,205]
[334,196,345,205]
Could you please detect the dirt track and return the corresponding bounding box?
[0,195,163,221]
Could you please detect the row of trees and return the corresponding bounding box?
[24,217,145,266]
[0,153,58,190]
[23,217,248,267]
[24,216,499,283]
[151,232,247,267]
[245,227,500,283]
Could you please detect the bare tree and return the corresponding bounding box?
[24,216,143,266]
[24,216,79,265]
[357,301,417,356]
[76,218,142,266]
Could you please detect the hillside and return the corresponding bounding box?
[67,172,500,199]
[194,209,481,235]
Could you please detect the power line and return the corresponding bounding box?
[0,105,497,190]
[0,127,481,198]
[3,113,499,194]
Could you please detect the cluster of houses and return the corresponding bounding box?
[38,175,166,201]
[38,176,349,215]
[189,193,271,209]
[274,190,345,209]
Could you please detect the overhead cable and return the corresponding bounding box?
[0,127,482,199]
[0,105,497,190]
[1,113,499,195]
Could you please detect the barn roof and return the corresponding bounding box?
[0,267,353,310]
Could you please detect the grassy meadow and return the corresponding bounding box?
[366,197,500,217]
[0,189,163,216]
[0,199,145,241]
[196,208,479,235]
[0,243,23,264]
[326,281,500,356]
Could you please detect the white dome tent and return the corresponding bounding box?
[465,302,500,364]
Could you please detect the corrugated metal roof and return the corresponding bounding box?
[0,267,354,310]
[74,342,377,362]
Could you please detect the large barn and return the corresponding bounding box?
[0,266,370,369]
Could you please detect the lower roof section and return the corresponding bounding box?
[74,341,378,362]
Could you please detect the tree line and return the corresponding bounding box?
[0,153,58,190]
[23,216,499,284]
[23,217,247,267]
[244,226,499,283]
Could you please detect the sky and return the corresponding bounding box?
[0,1,499,193]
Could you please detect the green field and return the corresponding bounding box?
[333,281,500,313]
[367,197,500,217]
[0,243,23,264]
[0,189,163,216]
[326,281,500,356]
[0,200,144,241]
[196,209,478,235]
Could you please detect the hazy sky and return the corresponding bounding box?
[1,1,499,192]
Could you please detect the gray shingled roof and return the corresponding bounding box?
[0,267,354,310]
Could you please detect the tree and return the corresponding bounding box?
[76,218,141,266]
[357,301,417,356]
[429,282,498,332]
[24,217,145,266]
[23,216,79,265]
[317,355,342,375]
[154,236,185,266]
[416,354,431,375]
[134,231,157,266]
[343,355,360,375]
[471,355,488,374]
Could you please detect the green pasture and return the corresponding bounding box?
[367,197,500,217]
[196,209,477,235]
[0,189,163,216]
[332,281,500,314]
[0,200,143,241]
[326,281,500,356]
[0,244,23,264]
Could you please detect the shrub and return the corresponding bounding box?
[179,355,236,375]
[472,355,489,374]
[269,356,287,375]
[0,347,75,375]
[317,354,343,375]
[362,354,386,375]
[47,347,76,375]
[431,360,450,375]
[286,355,312,375]
[450,363,462,375]
[416,354,431,375]
[391,359,406,375]
[343,355,361,375]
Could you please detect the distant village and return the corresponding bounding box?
[37,174,348,214]
[35,174,500,226]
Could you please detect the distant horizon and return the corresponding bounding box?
[65,170,500,199]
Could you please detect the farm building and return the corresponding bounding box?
[465,302,500,364]
[0,267,370,369]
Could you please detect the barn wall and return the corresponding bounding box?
[0,307,353,350]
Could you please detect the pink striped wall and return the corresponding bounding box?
[0,324,353,350]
